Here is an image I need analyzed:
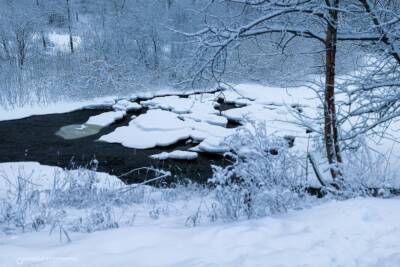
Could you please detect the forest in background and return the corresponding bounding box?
[0,0,361,108]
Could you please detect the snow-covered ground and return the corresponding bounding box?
[1,82,400,266]
[0,197,399,267]
[0,162,123,197]
[47,32,82,53]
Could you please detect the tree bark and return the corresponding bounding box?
[324,0,342,180]
[66,0,74,54]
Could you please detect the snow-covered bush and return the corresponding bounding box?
[0,164,210,235]
[0,171,48,233]
[209,123,309,220]
[335,138,399,198]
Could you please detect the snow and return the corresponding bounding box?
[150,150,198,160]
[86,110,126,127]
[191,136,230,153]
[126,85,316,153]
[219,84,317,107]
[99,110,192,149]
[100,109,235,151]
[142,95,196,114]
[223,104,310,150]
[123,85,314,153]
[100,123,191,149]
[186,119,235,152]
[1,197,399,267]
[2,83,399,175]
[113,100,142,111]
[0,97,116,122]
[0,162,123,197]
[142,94,226,126]
[134,109,188,131]
[48,32,81,53]
[180,112,228,127]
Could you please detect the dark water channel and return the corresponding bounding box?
[0,104,238,184]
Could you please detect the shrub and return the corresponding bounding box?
[209,123,309,220]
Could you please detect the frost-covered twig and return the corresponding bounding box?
[117,167,171,194]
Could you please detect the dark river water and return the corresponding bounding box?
[0,105,235,184]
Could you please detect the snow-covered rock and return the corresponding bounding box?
[150,150,198,160]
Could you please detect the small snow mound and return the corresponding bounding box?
[142,95,194,114]
[150,150,198,160]
[134,109,188,131]
[191,136,230,153]
[86,110,126,127]
[113,100,142,111]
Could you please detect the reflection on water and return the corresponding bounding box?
[55,124,102,140]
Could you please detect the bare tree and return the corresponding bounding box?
[185,0,400,180]
[66,0,74,53]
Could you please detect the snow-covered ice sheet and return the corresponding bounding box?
[218,83,318,107]
[99,123,191,149]
[142,94,223,126]
[1,197,399,267]
[134,109,188,131]
[142,95,197,114]
[113,99,142,111]
[86,110,126,127]
[100,109,236,151]
[180,113,227,127]
[99,110,193,149]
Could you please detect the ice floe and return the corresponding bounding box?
[99,110,192,149]
[56,110,127,140]
[86,110,126,127]
[99,85,317,153]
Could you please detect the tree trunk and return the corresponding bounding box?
[1,38,11,61]
[66,0,74,54]
[41,31,47,50]
[324,0,342,180]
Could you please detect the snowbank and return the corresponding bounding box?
[1,197,399,267]
[0,97,116,122]
[113,100,142,111]
[0,162,122,197]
